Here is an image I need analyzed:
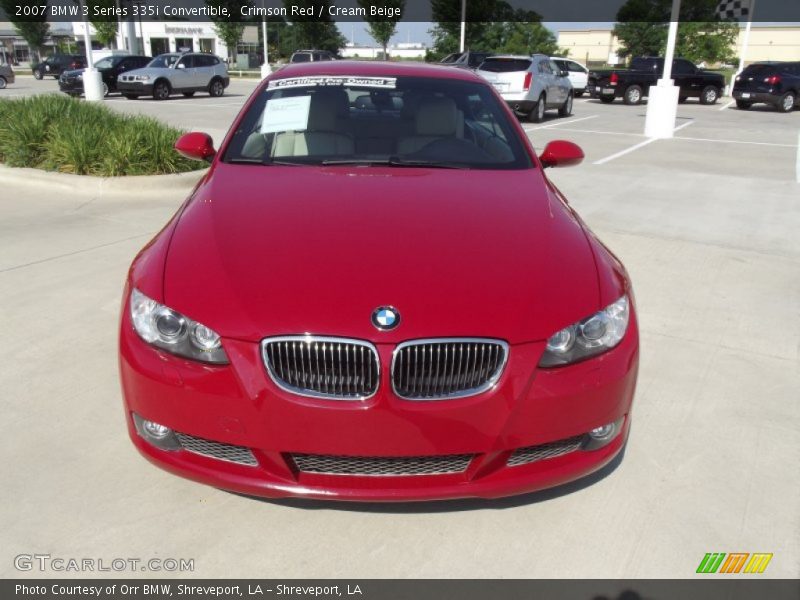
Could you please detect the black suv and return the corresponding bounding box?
[33,54,86,79]
[59,55,151,97]
[733,62,799,112]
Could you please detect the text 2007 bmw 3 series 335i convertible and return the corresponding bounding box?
[119,61,639,501]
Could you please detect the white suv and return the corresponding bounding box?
[476,54,573,122]
[551,57,589,96]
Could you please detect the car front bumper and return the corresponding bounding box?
[117,81,153,95]
[119,293,639,502]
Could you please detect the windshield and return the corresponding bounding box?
[94,57,116,69]
[147,54,180,69]
[223,75,532,170]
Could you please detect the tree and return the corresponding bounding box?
[0,0,50,62]
[284,0,346,54]
[614,0,740,64]
[71,0,118,48]
[357,0,404,59]
[205,0,252,60]
[481,22,559,56]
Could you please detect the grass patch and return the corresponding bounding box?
[0,94,202,176]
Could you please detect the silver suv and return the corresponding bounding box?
[117,53,229,100]
[477,54,573,122]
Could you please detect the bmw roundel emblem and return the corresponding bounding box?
[372,306,400,331]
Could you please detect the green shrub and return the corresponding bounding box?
[0,94,202,176]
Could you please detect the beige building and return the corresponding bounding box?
[557,25,800,66]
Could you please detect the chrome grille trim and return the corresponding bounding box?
[391,338,509,400]
[506,435,584,467]
[261,336,380,400]
[291,453,474,476]
[175,432,258,466]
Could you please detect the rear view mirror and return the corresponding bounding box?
[539,140,584,169]
[174,132,216,162]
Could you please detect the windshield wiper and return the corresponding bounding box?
[321,157,470,169]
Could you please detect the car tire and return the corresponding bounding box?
[0,76,6,90]
[182,91,195,98]
[599,96,615,103]
[777,91,796,113]
[735,99,752,110]
[33,69,43,80]
[699,86,719,105]
[153,80,170,100]
[678,95,688,103]
[208,78,225,98]
[102,82,109,97]
[558,92,573,117]
[529,94,546,123]
[123,94,139,100]
[623,85,643,105]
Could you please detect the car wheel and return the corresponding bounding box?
[623,85,642,105]
[102,82,109,97]
[33,69,43,80]
[599,96,615,104]
[208,78,225,97]
[0,76,6,90]
[678,95,688,103]
[699,86,719,105]
[777,92,796,113]
[153,80,170,100]
[529,94,546,123]
[123,94,139,100]
[558,92,573,117]
[735,99,752,110]
[182,91,195,98]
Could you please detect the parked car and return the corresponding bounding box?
[733,61,799,112]
[439,52,462,64]
[32,54,86,80]
[449,50,494,70]
[476,54,573,122]
[551,57,589,96]
[290,50,336,63]
[589,57,725,105]
[116,53,229,100]
[58,55,151,97]
[0,63,14,89]
[120,60,638,502]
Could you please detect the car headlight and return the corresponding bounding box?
[129,288,228,364]
[539,296,629,367]
[134,75,150,81]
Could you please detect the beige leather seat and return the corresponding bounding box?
[272,90,354,157]
[397,96,463,155]
[241,90,353,159]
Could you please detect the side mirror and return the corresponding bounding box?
[174,132,216,162]
[560,70,569,78]
[176,63,186,69]
[539,140,584,169]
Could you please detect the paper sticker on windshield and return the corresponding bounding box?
[260,95,311,134]
[268,76,397,90]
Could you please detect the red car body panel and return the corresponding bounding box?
[119,61,639,501]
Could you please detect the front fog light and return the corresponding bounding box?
[133,413,180,451]
[583,417,625,451]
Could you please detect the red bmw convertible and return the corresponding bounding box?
[119,61,639,501]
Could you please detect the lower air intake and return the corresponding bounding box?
[175,432,258,466]
[506,435,584,467]
[291,453,474,476]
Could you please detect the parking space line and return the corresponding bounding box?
[523,115,598,131]
[673,120,695,133]
[796,130,800,182]
[673,136,796,148]
[593,137,658,165]
[718,100,735,111]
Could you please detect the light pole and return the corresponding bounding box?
[459,0,466,53]
[644,0,681,138]
[261,0,271,78]
[78,0,104,101]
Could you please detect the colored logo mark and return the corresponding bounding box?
[696,553,773,574]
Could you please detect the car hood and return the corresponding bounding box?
[162,165,600,344]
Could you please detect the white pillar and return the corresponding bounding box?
[261,4,271,79]
[78,0,104,101]
[459,0,466,53]
[644,0,681,138]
